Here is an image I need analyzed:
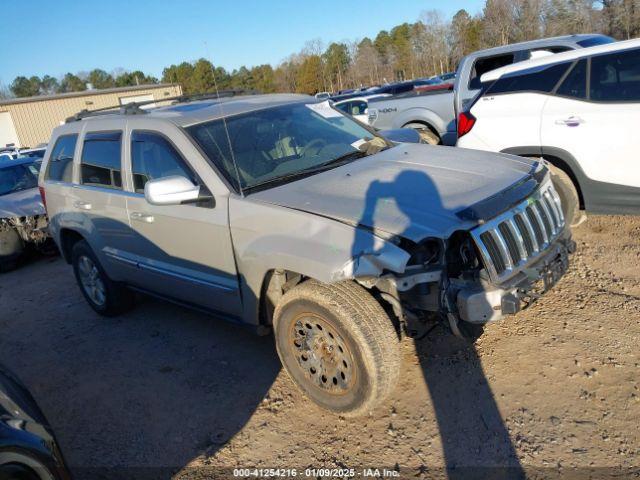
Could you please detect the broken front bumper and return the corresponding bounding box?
[457,236,575,324]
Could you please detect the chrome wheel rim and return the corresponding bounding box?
[78,255,106,307]
[289,313,356,395]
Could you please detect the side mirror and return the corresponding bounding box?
[378,128,421,144]
[144,176,201,206]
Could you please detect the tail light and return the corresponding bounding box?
[457,111,476,138]
[39,186,47,213]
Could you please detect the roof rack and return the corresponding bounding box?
[65,89,260,123]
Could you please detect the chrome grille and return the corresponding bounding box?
[470,180,566,283]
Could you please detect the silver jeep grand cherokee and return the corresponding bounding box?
[39,93,575,416]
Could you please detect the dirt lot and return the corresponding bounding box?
[1,215,638,479]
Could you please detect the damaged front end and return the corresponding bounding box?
[358,177,575,340]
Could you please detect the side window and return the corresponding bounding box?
[486,62,570,96]
[130,131,195,194]
[80,131,122,189]
[45,134,77,182]
[334,102,351,114]
[590,48,640,102]
[556,59,587,99]
[469,53,515,90]
[350,101,367,116]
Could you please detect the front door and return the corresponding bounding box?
[122,128,242,318]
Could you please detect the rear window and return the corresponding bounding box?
[46,134,77,183]
[486,62,571,95]
[469,53,515,90]
[80,131,123,189]
[590,48,640,102]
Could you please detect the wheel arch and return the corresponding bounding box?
[58,228,86,264]
[500,146,586,209]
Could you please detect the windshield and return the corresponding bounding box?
[187,101,387,192]
[0,163,39,196]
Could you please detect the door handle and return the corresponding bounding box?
[73,201,92,210]
[555,116,584,127]
[130,212,155,223]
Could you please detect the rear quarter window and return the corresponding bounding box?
[469,53,516,90]
[486,62,571,95]
[45,134,78,183]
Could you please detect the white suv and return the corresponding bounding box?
[457,38,640,222]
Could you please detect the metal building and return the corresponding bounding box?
[0,84,183,148]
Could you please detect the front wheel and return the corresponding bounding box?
[273,281,400,417]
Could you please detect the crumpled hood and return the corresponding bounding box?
[251,144,539,241]
[0,188,45,218]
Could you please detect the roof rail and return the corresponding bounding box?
[65,89,260,123]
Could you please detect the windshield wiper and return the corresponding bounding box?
[244,150,367,193]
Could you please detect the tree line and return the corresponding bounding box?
[5,0,640,99]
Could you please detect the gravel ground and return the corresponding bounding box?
[0,215,638,479]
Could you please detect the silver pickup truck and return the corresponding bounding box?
[40,93,574,416]
[367,34,614,145]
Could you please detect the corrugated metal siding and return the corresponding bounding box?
[0,85,182,147]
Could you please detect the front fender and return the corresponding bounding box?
[230,198,410,325]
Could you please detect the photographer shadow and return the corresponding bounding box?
[352,169,524,479]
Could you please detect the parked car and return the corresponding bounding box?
[0,364,71,480]
[457,37,640,222]
[40,94,574,416]
[0,157,49,272]
[333,94,391,123]
[432,72,456,83]
[17,146,47,160]
[368,34,614,146]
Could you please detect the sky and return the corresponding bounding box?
[0,0,484,86]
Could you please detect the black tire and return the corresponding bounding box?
[273,280,400,417]
[0,228,23,273]
[403,122,440,145]
[71,240,134,316]
[548,163,584,227]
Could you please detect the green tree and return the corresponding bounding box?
[296,55,323,94]
[323,42,350,91]
[190,58,217,93]
[250,64,275,93]
[390,23,413,80]
[162,62,195,92]
[114,70,158,87]
[40,75,59,95]
[59,73,87,93]
[10,76,41,97]
[87,69,115,89]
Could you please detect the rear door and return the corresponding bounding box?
[541,48,640,189]
[122,121,242,318]
[66,122,135,281]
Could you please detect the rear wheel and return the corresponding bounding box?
[548,163,585,227]
[403,122,440,145]
[273,281,400,417]
[71,240,134,316]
